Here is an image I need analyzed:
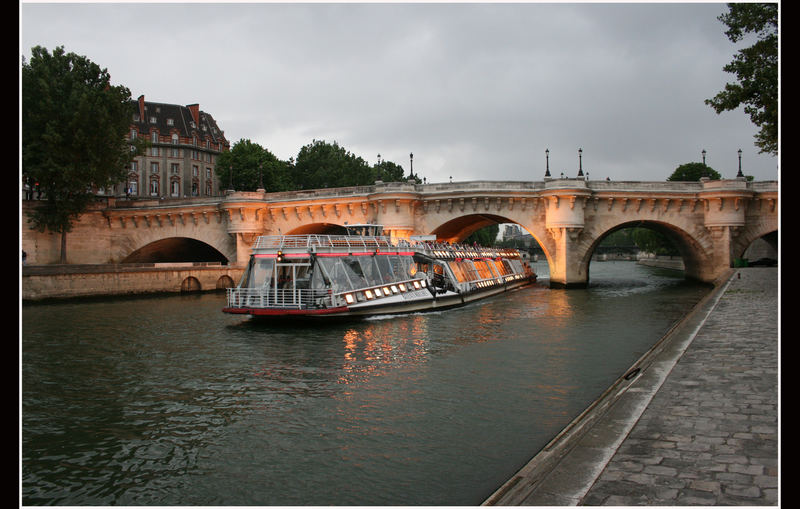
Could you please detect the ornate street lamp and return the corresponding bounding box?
[577,148,584,177]
[737,149,744,178]
[409,152,414,179]
[701,149,708,178]
[545,148,550,178]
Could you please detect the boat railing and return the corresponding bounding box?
[227,287,333,309]
[413,242,522,260]
[254,235,404,251]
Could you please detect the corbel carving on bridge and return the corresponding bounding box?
[546,226,584,243]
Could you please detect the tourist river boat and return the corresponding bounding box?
[222,225,536,319]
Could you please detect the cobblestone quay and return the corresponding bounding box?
[485,267,779,506]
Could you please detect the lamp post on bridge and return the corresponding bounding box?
[257,163,265,192]
[701,149,708,179]
[737,148,744,178]
[577,148,584,178]
[545,148,551,178]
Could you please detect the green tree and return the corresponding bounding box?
[465,224,499,247]
[705,3,778,156]
[293,140,374,189]
[373,160,406,182]
[216,139,291,192]
[667,162,721,181]
[22,45,140,263]
[631,228,679,256]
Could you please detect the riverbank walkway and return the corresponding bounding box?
[484,267,779,506]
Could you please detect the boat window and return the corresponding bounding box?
[244,257,275,288]
[343,258,368,289]
[310,263,330,290]
[358,256,383,287]
[317,258,356,292]
[460,260,481,282]
[374,255,395,283]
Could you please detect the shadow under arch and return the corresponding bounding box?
[429,211,552,265]
[121,237,229,264]
[431,213,522,243]
[581,220,710,283]
[286,222,348,235]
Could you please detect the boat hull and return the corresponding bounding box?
[223,275,536,320]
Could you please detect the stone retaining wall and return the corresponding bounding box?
[22,264,244,301]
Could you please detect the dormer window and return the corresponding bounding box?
[151,132,159,143]
[167,118,174,126]
[149,116,157,124]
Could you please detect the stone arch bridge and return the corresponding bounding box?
[22,178,778,288]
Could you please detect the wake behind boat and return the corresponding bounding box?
[222,225,536,319]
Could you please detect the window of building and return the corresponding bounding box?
[151,162,159,174]
[171,133,179,144]
[150,179,159,196]
[150,146,159,157]
[151,132,158,143]
[150,116,157,124]
[170,147,180,158]
[171,163,180,174]
[193,165,199,177]
[167,118,174,126]
[130,161,138,172]
[171,180,180,197]
[130,129,137,140]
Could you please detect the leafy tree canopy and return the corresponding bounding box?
[22,45,140,261]
[705,3,778,156]
[667,162,722,181]
[216,139,291,193]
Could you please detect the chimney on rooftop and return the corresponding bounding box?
[188,104,199,126]
[138,95,145,120]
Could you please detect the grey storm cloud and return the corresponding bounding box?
[21,2,778,183]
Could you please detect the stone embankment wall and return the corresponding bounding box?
[22,263,244,301]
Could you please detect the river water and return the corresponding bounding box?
[21,261,710,506]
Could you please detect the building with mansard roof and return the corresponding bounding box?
[125,95,230,198]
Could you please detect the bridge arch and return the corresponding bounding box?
[578,220,712,283]
[732,226,778,262]
[121,237,229,264]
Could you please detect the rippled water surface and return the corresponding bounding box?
[22,261,710,505]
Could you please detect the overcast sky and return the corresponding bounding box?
[20,1,779,184]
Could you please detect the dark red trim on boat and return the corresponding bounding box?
[222,306,350,316]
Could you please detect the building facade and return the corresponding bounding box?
[124,95,230,198]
